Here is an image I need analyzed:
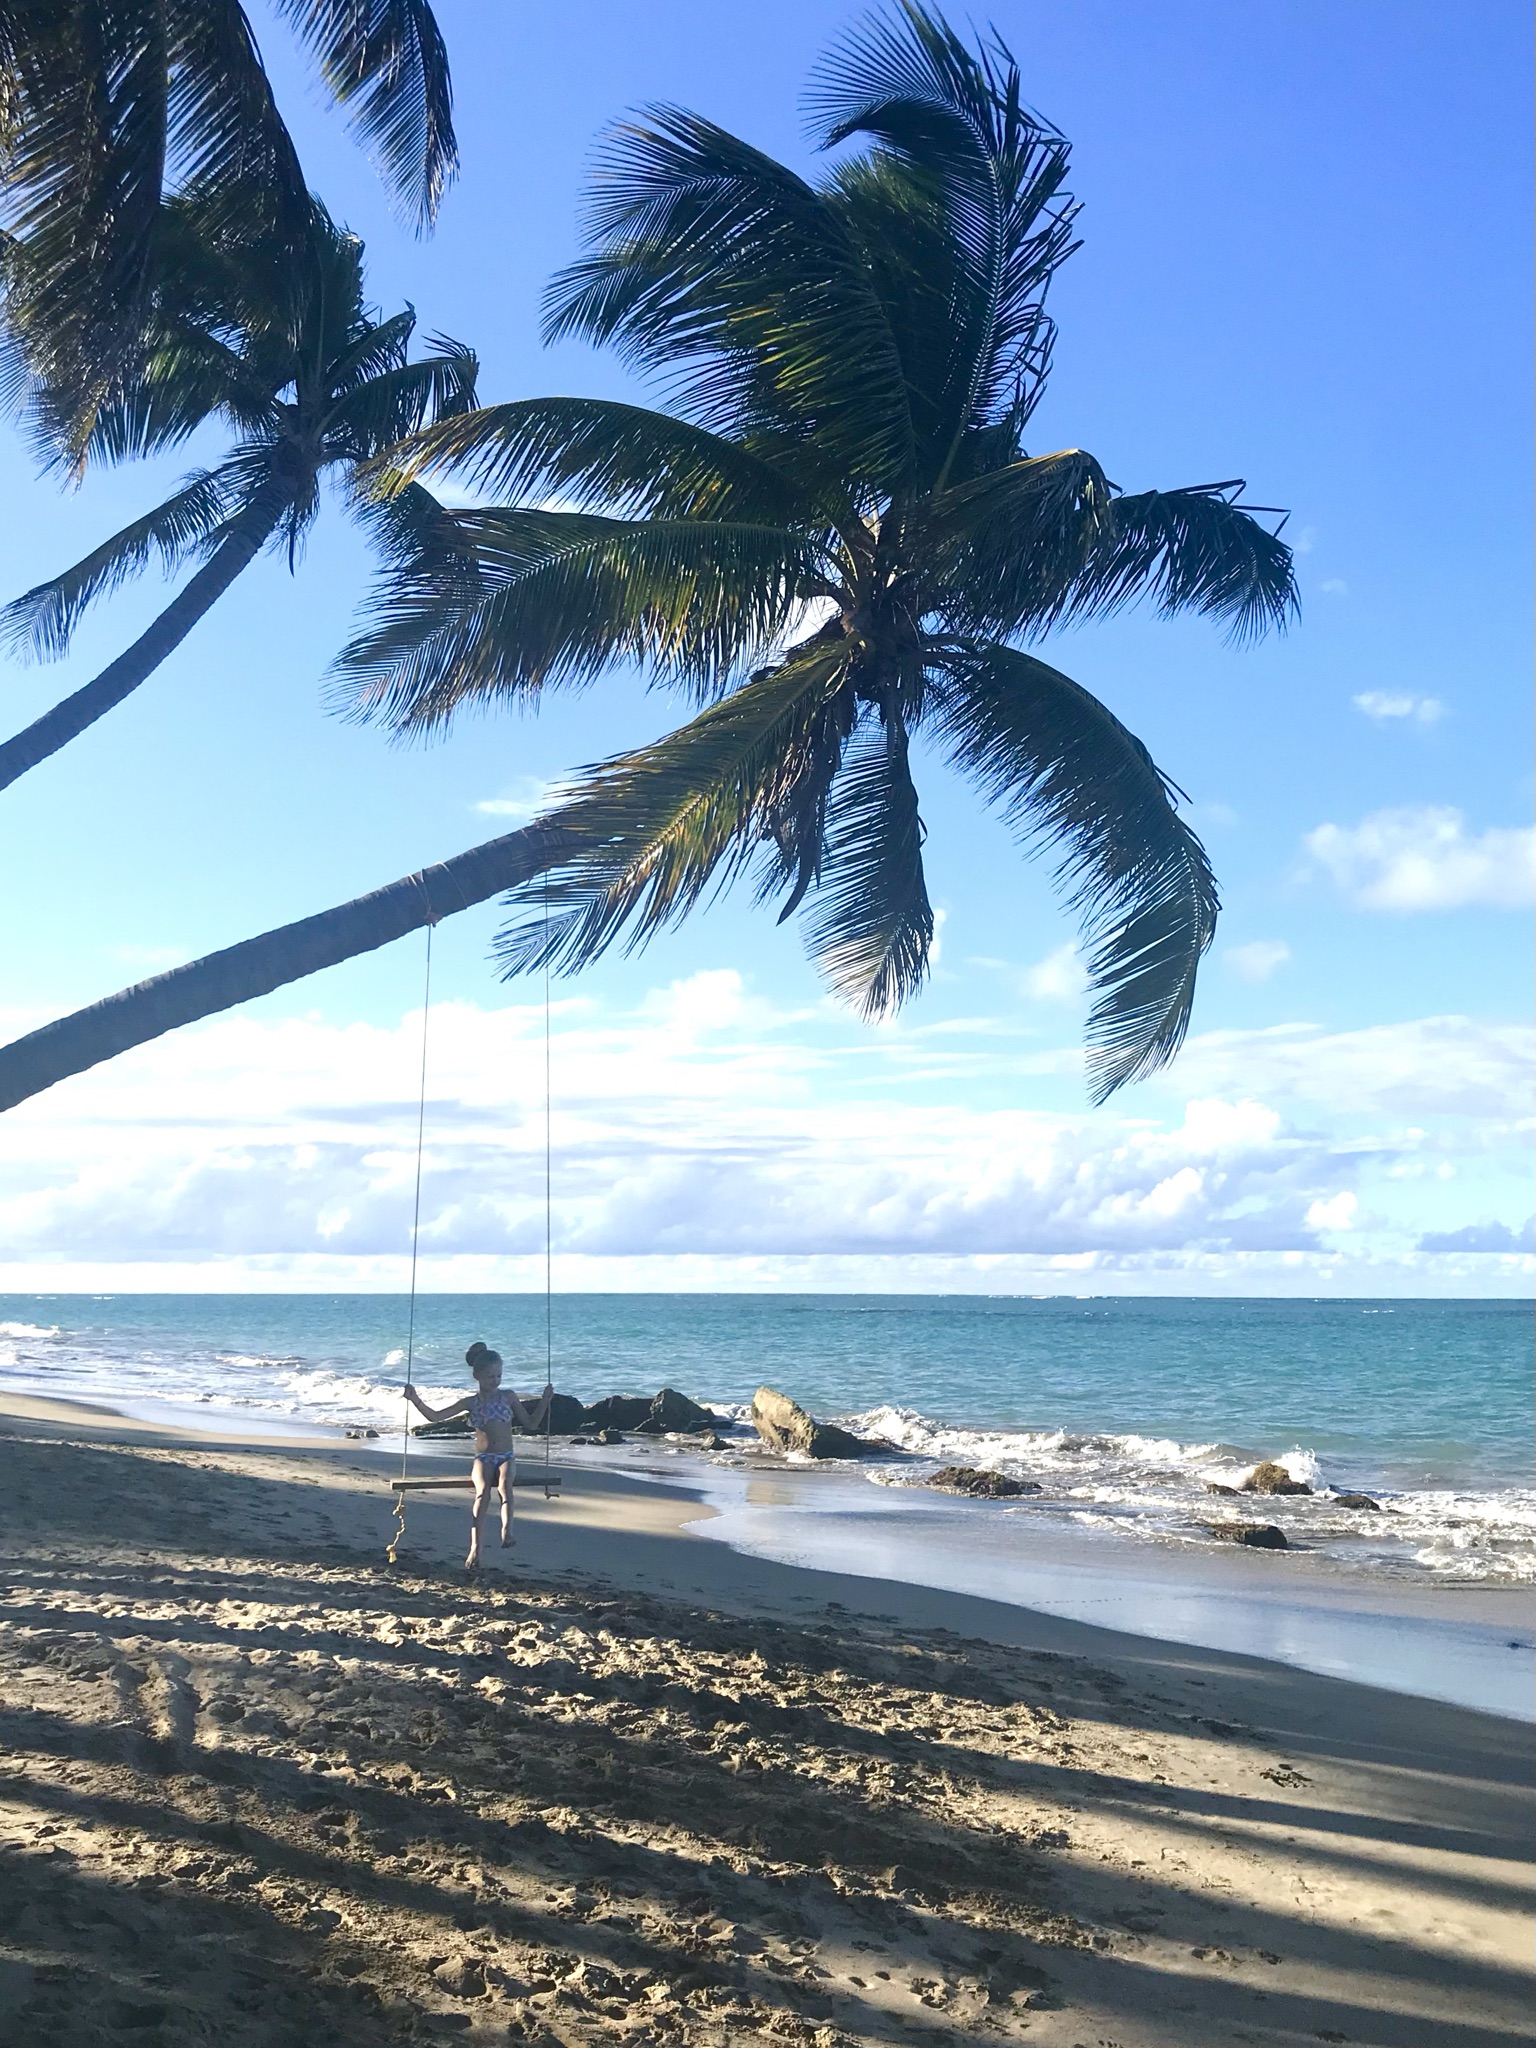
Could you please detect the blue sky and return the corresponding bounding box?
[0,0,1530,1294]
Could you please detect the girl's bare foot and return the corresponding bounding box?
[465,1545,480,1569]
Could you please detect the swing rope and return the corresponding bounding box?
[543,872,555,1495]
[387,923,434,1564]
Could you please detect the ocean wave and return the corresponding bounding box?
[840,1405,1534,1585]
[0,1321,61,1340]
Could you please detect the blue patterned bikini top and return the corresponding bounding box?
[467,1390,513,1429]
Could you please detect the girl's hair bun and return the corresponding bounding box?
[465,1340,490,1367]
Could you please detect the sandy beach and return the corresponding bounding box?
[0,1400,1531,2048]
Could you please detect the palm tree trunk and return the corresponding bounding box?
[0,820,574,1113]
[0,495,288,793]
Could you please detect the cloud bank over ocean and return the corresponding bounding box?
[0,972,1528,1296]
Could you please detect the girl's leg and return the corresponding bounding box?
[467,1460,490,1568]
[498,1462,514,1548]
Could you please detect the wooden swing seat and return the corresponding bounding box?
[391,1473,561,1493]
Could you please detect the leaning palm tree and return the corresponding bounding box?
[0,191,476,791]
[0,3,1294,1117]
[0,0,456,463]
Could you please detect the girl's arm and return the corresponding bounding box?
[510,1384,555,1430]
[405,1387,471,1425]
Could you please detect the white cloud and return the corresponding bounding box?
[1304,806,1536,911]
[1189,800,1238,830]
[1352,691,1445,726]
[0,978,1526,1291]
[1224,939,1290,983]
[1172,1014,1531,1119]
[1305,1190,1358,1232]
[1021,943,1087,1002]
[1320,577,1348,596]
[474,775,566,821]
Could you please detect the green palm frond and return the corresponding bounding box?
[163,2,308,238]
[492,640,856,979]
[0,2,455,457]
[933,639,1219,1099]
[0,1,178,456]
[808,2,1079,456]
[367,396,822,526]
[922,448,1113,632]
[544,107,915,483]
[335,508,829,731]
[1066,482,1298,641]
[275,0,457,228]
[320,304,416,394]
[79,326,270,464]
[1,464,241,657]
[804,706,933,1016]
[324,343,478,454]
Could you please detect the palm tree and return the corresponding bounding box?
[0,192,476,791]
[0,0,456,462]
[0,3,1295,1118]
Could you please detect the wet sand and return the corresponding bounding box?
[0,1401,1531,2047]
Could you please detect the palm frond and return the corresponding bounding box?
[807,2,1079,456]
[366,396,820,526]
[164,0,308,236]
[921,448,1113,633]
[491,640,856,978]
[933,640,1219,1099]
[323,343,478,454]
[544,107,915,483]
[1064,483,1298,641]
[334,507,828,731]
[1,464,241,658]
[321,304,416,394]
[0,0,172,459]
[275,0,457,228]
[804,707,933,1016]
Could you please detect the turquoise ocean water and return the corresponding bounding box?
[2,1293,1531,1587]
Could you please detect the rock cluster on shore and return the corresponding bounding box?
[1240,1460,1312,1496]
[749,1387,887,1460]
[1207,1521,1289,1549]
[414,1387,720,1441]
[925,1466,1041,1499]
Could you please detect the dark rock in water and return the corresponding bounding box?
[544,1392,587,1434]
[1333,1492,1381,1511]
[579,1395,655,1433]
[414,1390,585,1437]
[1208,1521,1288,1549]
[1242,1460,1312,1496]
[927,1465,1040,1498]
[1205,1482,1239,1496]
[344,1426,379,1440]
[750,1386,888,1460]
[597,1426,626,1445]
[635,1386,720,1435]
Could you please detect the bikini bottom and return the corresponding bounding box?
[474,1452,512,1479]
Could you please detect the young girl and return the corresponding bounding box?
[405,1342,554,1567]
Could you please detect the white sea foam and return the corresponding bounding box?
[0,1321,60,1340]
[839,1405,1535,1585]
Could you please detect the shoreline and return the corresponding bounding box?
[5,1391,1531,1721]
[0,1411,1531,2048]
